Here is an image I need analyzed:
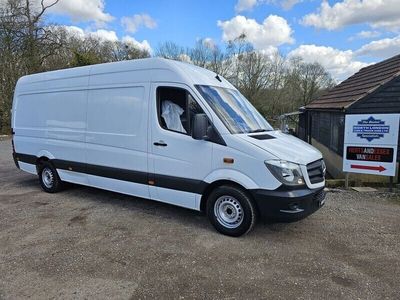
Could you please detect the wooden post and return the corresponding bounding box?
[389,176,393,193]
[345,172,349,190]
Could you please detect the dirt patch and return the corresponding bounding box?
[68,214,88,226]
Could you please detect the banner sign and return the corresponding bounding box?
[343,114,399,176]
[346,147,394,163]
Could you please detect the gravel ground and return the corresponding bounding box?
[1,138,400,299]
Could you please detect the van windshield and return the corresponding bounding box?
[195,85,273,134]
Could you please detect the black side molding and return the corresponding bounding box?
[15,153,36,164]
[15,153,208,195]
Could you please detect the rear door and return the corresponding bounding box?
[149,83,213,209]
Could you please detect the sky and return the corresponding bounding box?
[33,0,400,81]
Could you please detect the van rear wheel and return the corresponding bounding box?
[207,185,257,237]
[38,162,63,193]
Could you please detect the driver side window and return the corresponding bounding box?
[157,87,204,136]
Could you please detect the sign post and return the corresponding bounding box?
[343,114,400,184]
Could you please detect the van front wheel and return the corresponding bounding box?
[38,162,63,193]
[206,185,257,237]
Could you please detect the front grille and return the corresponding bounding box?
[307,159,325,184]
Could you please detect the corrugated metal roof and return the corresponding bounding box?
[306,54,400,110]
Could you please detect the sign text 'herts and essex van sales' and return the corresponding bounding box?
[343,114,400,176]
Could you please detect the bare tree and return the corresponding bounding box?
[21,0,61,72]
[207,44,229,77]
[225,34,254,86]
[236,51,268,102]
[287,57,335,107]
[263,52,288,117]
[110,41,150,61]
[155,41,185,60]
[0,0,62,132]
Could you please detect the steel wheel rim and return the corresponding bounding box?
[214,195,243,229]
[42,168,54,189]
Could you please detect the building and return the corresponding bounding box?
[299,54,400,180]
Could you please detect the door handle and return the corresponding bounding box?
[153,141,168,147]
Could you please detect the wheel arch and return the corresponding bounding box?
[200,169,259,212]
[35,151,55,173]
[36,150,55,161]
[200,180,254,213]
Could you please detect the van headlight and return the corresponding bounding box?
[265,160,305,186]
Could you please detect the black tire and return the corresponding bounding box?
[206,185,257,237]
[38,161,63,193]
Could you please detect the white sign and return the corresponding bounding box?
[343,114,400,176]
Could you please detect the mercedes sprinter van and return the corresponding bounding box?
[12,58,326,236]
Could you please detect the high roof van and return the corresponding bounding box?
[11,58,326,236]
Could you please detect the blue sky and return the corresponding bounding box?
[41,0,400,80]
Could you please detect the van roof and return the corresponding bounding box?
[16,58,235,92]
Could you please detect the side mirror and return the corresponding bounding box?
[192,113,209,140]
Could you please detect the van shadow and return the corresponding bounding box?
[18,177,39,187]
[14,176,297,235]
[63,183,210,230]
[8,176,39,191]
[64,183,296,235]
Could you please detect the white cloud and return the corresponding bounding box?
[235,0,258,13]
[281,0,302,10]
[357,30,381,39]
[122,36,152,53]
[218,15,294,50]
[202,37,216,49]
[44,0,113,25]
[88,29,118,42]
[121,14,157,34]
[55,25,117,42]
[177,54,192,63]
[59,25,86,38]
[259,46,280,58]
[0,0,113,25]
[288,44,370,81]
[234,0,301,12]
[356,35,400,58]
[58,26,152,52]
[302,0,400,31]
[349,30,381,41]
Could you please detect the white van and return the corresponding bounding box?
[11,58,326,236]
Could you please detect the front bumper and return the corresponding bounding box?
[250,186,325,222]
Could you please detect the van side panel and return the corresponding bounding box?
[86,87,147,150]
[15,90,86,141]
[14,87,88,184]
[85,85,150,199]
